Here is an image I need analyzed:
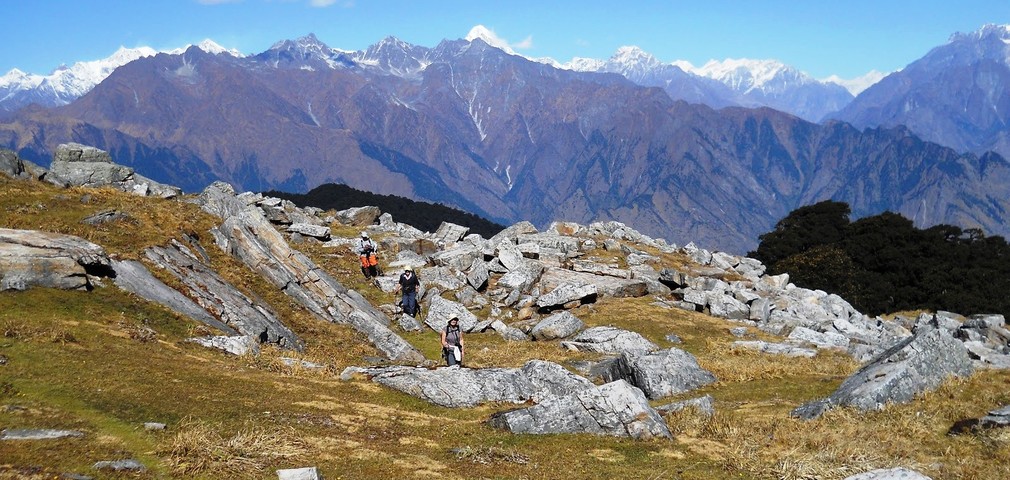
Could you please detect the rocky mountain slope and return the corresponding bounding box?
[3,34,1007,255]
[832,24,1010,160]
[3,145,1010,479]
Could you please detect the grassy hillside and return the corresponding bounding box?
[1,176,1009,479]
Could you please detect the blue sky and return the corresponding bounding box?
[5,0,1009,79]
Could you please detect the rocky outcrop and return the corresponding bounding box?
[144,240,303,350]
[487,380,672,439]
[792,322,974,420]
[198,182,424,364]
[0,228,111,291]
[0,148,45,181]
[47,143,181,198]
[601,348,717,400]
[530,311,584,340]
[334,206,381,226]
[111,259,237,335]
[560,326,659,354]
[340,359,592,408]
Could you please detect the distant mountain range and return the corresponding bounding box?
[1,25,1009,254]
[0,40,240,114]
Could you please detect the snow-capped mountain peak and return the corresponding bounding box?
[611,46,661,69]
[822,70,888,96]
[168,39,244,57]
[692,58,810,93]
[465,25,516,55]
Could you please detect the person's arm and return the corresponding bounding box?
[440,329,448,348]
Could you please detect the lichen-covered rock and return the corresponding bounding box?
[341,360,592,408]
[602,348,717,399]
[536,282,598,309]
[487,380,672,439]
[0,228,111,291]
[560,326,658,354]
[530,311,585,340]
[792,322,974,419]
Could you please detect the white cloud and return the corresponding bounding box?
[512,35,533,50]
[308,0,354,6]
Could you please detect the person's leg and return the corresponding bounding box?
[405,292,417,316]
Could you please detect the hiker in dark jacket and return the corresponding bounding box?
[394,266,421,317]
[440,317,464,367]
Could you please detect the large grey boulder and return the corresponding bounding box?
[144,240,303,350]
[424,296,480,332]
[560,326,659,354]
[530,311,585,340]
[334,206,381,226]
[521,360,595,402]
[433,222,469,246]
[341,360,592,408]
[536,282,598,310]
[48,143,181,198]
[0,148,44,180]
[539,267,648,299]
[602,348,717,400]
[111,259,237,336]
[286,223,331,241]
[792,322,974,420]
[198,183,423,364]
[487,380,672,439]
[0,228,111,291]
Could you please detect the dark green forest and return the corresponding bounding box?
[266,183,505,238]
[749,200,1010,318]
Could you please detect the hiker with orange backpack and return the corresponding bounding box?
[356,232,379,278]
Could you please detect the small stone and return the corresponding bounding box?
[92,459,145,472]
[143,422,167,431]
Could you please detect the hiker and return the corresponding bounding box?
[356,232,378,278]
[394,266,421,317]
[440,316,464,367]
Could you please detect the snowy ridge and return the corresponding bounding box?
[1,41,242,110]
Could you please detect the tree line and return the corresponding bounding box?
[265,183,505,239]
[749,200,1010,317]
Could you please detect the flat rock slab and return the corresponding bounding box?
[539,267,648,299]
[93,459,146,472]
[560,326,658,354]
[487,380,672,439]
[341,360,593,408]
[530,311,585,340]
[277,466,323,480]
[843,468,933,480]
[0,429,84,440]
[0,228,110,291]
[731,340,817,358]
